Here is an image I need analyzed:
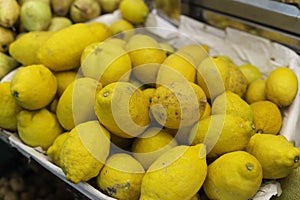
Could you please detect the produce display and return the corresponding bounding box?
[0,0,300,200]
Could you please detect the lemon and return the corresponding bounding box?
[245,79,267,104]
[48,97,58,113]
[37,23,102,71]
[150,81,207,129]
[87,22,112,42]
[10,64,57,110]
[142,87,156,104]
[250,100,282,134]
[110,19,134,35]
[132,127,178,169]
[239,63,262,83]
[17,108,64,150]
[8,31,54,65]
[189,114,255,158]
[96,153,145,200]
[265,67,298,107]
[56,77,101,130]
[0,82,23,131]
[125,34,166,69]
[94,81,150,138]
[246,134,300,179]
[81,41,132,86]
[80,42,98,64]
[60,121,111,184]
[119,0,149,24]
[212,91,253,122]
[46,132,68,167]
[105,38,127,48]
[226,62,248,97]
[203,151,263,200]
[176,44,209,67]
[200,102,211,119]
[140,144,207,200]
[53,70,77,97]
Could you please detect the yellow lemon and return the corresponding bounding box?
[245,79,267,104]
[200,102,211,119]
[212,91,253,122]
[150,81,207,129]
[86,22,112,42]
[17,108,64,150]
[265,67,298,107]
[110,19,134,35]
[176,44,209,67]
[8,31,54,65]
[250,100,282,134]
[60,121,111,183]
[189,114,255,158]
[203,151,263,200]
[46,132,68,167]
[226,62,248,97]
[119,0,149,24]
[56,77,101,130]
[94,81,150,138]
[105,38,127,48]
[81,41,132,86]
[140,144,207,200]
[10,64,57,110]
[246,134,300,179]
[239,63,262,83]
[53,70,77,97]
[37,23,101,71]
[96,153,145,200]
[0,82,23,131]
[142,87,156,104]
[132,127,178,169]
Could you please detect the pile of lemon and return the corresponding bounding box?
[0,2,300,200]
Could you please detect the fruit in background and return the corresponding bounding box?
[81,41,131,86]
[97,153,145,200]
[246,134,300,179]
[189,114,255,158]
[140,144,207,200]
[50,0,74,16]
[105,38,126,48]
[17,108,64,150]
[9,31,54,66]
[94,81,150,138]
[0,52,19,79]
[0,26,14,53]
[110,19,135,37]
[226,62,248,97]
[53,70,77,97]
[239,63,262,83]
[60,121,111,184]
[87,22,112,42]
[20,0,52,31]
[36,23,101,71]
[245,79,267,104]
[203,151,263,200]
[46,132,69,167]
[70,0,101,23]
[265,67,298,107]
[150,81,207,129]
[97,0,120,13]
[56,77,101,130]
[10,64,57,110]
[132,127,178,169]
[177,44,209,67]
[0,82,23,131]
[48,17,73,31]
[19,0,50,5]
[119,0,149,24]
[0,0,20,28]
[212,91,253,122]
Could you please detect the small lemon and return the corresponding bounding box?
[132,127,178,169]
[46,132,68,167]
[110,19,134,35]
[53,70,77,97]
[250,100,282,134]
[200,102,211,119]
[97,153,145,200]
[119,0,149,24]
[189,114,255,158]
[265,67,298,107]
[10,64,57,110]
[226,62,248,97]
[17,108,64,150]
[245,79,267,104]
[87,22,112,42]
[239,63,262,83]
[60,121,111,184]
[246,134,300,179]
[94,81,150,138]
[140,144,207,200]
[177,44,209,67]
[203,151,263,200]
[0,82,23,131]
[212,91,253,122]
